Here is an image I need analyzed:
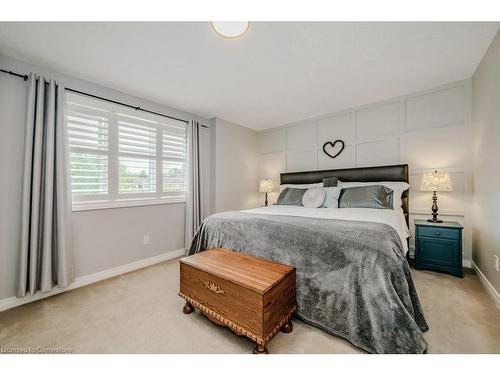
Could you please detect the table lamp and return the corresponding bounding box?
[420,170,453,223]
[259,179,274,206]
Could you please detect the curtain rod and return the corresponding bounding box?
[1,67,209,128]
[0,68,29,81]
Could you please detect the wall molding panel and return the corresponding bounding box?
[258,79,472,259]
[405,84,466,132]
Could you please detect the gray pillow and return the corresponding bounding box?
[322,176,339,187]
[276,187,307,206]
[339,185,393,209]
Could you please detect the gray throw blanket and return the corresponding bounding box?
[189,211,429,354]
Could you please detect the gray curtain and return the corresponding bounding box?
[185,120,202,250]
[17,73,74,297]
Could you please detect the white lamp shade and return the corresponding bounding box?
[420,171,453,192]
[259,179,274,193]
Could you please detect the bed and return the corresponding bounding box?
[189,164,429,354]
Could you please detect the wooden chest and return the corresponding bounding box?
[179,248,296,354]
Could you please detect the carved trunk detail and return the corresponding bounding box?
[203,280,224,294]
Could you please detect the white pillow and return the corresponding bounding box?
[302,187,326,208]
[279,182,322,193]
[337,181,410,211]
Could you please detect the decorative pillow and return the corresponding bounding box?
[338,181,409,211]
[276,187,307,206]
[302,187,326,208]
[279,182,322,193]
[321,187,342,208]
[322,176,339,187]
[338,185,393,209]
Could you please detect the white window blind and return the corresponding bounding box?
[66,93,188,210]
[117,114,157,196]
[67,102,110,201]
[162,122,187,197]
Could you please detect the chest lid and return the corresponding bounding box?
[181,248,295,294]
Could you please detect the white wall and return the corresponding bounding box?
[212,118,260,212]
[258,80,473,261]
[0,54,211,300]
[472,30,500,293]
[2,49,493,305]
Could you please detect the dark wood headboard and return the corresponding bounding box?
[280,164,409,227]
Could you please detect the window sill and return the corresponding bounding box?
[72,197,186,212]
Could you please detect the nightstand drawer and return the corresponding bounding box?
[417,237,459,267]
[417,226,459,240]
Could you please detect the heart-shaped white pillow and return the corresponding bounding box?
[302,187,326,208]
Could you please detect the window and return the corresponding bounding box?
[117,114,157,196]
[67,103,110,201]
[162,123,187,196]
[67,93,188,210]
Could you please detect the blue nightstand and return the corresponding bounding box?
[414,220,463,278]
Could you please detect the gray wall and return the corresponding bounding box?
[258,80,473,261]
[212,118,260,212]
[0,54,211,300]
[472,30,500,292]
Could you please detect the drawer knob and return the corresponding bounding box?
[435,231,441,236]
[203,280,225,294]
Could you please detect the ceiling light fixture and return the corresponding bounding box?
[210,22,249,39]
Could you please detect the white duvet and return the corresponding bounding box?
[242,206,410,254]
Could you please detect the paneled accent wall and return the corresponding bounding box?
[258,80,472,261]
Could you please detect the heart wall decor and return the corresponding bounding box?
[322,140,345,159]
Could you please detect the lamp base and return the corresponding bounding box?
[427,218,443,223]
[427,191,443,223]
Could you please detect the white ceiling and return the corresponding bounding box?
[0,22,498,130]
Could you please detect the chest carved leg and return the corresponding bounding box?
[183,301,194,314]
[253,344,268,354]
[280,320,293,333]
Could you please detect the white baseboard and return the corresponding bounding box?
[0,248,186,312]
[472,261,500,309]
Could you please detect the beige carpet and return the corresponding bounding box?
[1,258,499,354]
